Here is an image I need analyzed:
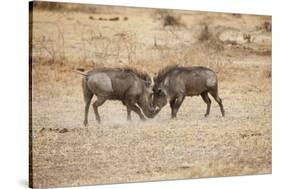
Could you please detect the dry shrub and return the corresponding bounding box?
[33,22,66,65]
[263,21,272,32]
[255,21,272,33]
[183,43,229,81]
[73,21,137,65]
[262,68,272,79]
[198,23,210,42]
[196,23,225,50]
[154,10,184,28]
[255,49,272,56]
[98,17,107,21]
[231,13,242,18]
[32,1,97,13]
[33,1,65,11]
[163,15,182,27]
[109,17,119,21]
[243,33,252,43]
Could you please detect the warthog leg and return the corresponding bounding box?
[83,78,93,126]
[122,101,132,121]
[209,88,225,117]
[171,95,185,118]
[126,106,132,121]
[126,99,145,120]
[130,104,146,121]
[92,96,106,123]
[125,98,146,121]
[201,92,212,117]
[84,98,92,126]
[169,98,176,118]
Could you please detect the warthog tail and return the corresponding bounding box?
[74,69,88,76]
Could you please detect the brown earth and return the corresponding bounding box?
[30,3,271,188]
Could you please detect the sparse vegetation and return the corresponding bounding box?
[263,21,272,32]
[109,16,119,21]
[198,23,210,41]
[163,15,182,27]
[30,3,272,188]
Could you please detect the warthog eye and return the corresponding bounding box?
[157,89,166,96]
[157,89,162,95]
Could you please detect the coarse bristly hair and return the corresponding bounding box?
[119,67,152,85]
[155,64,179,82]
[78,66,152,85]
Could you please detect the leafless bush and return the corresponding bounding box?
[163,15,182,27]
[263,21,272,32]
[243,33,252,43]
[183,43,229,80]
[89,16,95,20]
[109,17,119,21]
[32,1,97,13]
[113,32,137,64]
[153,10,184,28]
[263,69,272,79]
[256,21,272,33]
[99,17,107,21]
[33,22,66,65]
[75,20,137,65]
[231,13,242,18]
[198,23,210,41]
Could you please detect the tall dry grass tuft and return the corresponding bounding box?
[33,22,66,65]
[197,23,210,42]
[182,42,230,81]
[153,9,185,28]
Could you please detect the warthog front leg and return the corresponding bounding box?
[171,95,185,118]
[130,104,146,121]
[92,97,106,123]
[122,101,132,121]
[126,99,145,120]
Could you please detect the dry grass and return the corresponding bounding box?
[30,4,272,188]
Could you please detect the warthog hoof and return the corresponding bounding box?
[140,117,146,121]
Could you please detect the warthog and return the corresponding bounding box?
[75,67,159,125]
[152,65,225,118]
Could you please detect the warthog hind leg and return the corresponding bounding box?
[209,88,225,117]
[92,97,106,123]
[201,92,212,117]
[83,92,93,126]
[84,98,92,126]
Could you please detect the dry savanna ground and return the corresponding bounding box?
[30,2,272,188]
